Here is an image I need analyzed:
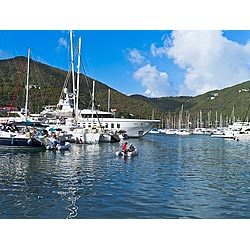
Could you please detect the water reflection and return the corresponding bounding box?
[1,135,250,218]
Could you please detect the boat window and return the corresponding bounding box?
[111,123,114,128]
[117,123,120,129]
[138,131,143,136]
[105,123,108,128]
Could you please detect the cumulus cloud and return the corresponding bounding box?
[133,64,173,97]
[153,30,250,96]
[127,48,145,64]
[56,37,68,51]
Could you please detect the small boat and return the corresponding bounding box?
[44,132,71,150]
[149,128,160,134]
[116,147,139,157]
[175,129,191,135]
[46,141,71,150]
[0,130,45,147]
[0,121,49,147]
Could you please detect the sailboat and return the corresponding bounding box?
[175,104,191,135]
[0,49,48,147]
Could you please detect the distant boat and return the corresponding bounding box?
[165,128,177,135]
[149,128,160,134]
[176,104,191,135]
[175,129,191,136]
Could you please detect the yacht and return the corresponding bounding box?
[39,90,160,138]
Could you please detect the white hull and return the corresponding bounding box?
[40,116,160,138]
[176,130,191,135]
[165,129,177,135]
[71,128,100,144]
[235,132,250,141]
[116,148,139,157]
[0,111,27,124]
[77,118,159,138]
[149,131,160,134]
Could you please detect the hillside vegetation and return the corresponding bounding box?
[0,56,162,119]
[1,56,250,127]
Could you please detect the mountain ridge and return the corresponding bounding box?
[1,56,250,126]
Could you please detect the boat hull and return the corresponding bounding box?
[46,142,71,150]
[77,118,160,138]
[116,149,139,157]
[0,136,44,147]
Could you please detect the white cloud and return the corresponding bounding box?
[127,48,145,64]
[56,37,68,51]
[152,30,250,96]
[133,64,173,97]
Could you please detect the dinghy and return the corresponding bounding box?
[116,147,139,157]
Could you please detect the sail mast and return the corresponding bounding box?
[91,80,96,125]
[24,48,30,118]
[75,36,81,122]
[70,30,76,111]
[108,89,110,112]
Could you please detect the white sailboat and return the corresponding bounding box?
[175,104,191,135]
[0,48,47,147]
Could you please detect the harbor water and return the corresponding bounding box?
[1,133,250,219]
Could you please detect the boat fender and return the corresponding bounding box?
[27,138,33,145]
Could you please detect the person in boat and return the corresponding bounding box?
[59,134,66,146]
[128,143,135,152]
[121,142,128,153]
[50,132,58,147]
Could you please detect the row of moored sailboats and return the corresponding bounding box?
[149,121,250,141]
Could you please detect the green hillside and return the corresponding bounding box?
[131,81,250,127]
[187,81,250,120]
[0,56,162,120]
[1,56,250,127]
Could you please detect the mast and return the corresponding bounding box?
[24,48,30,118]
[178,104,183,129]
[215,111,218,128]
[200,110,203,128]
[70,30,76,111]
[75,36,81,122]
[91,80,96,125]
[219,113,223,128]
[151,108,155,120]
[107,89,110,112]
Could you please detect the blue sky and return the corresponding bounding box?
[1,1,250,99]
[2,30,250,98]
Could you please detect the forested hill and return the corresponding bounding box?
[1,56,250,123]
[130,95,193,113]
[0,56,163,119]
[131,80,250,122]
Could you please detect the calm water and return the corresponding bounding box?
[1,134,250,219]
